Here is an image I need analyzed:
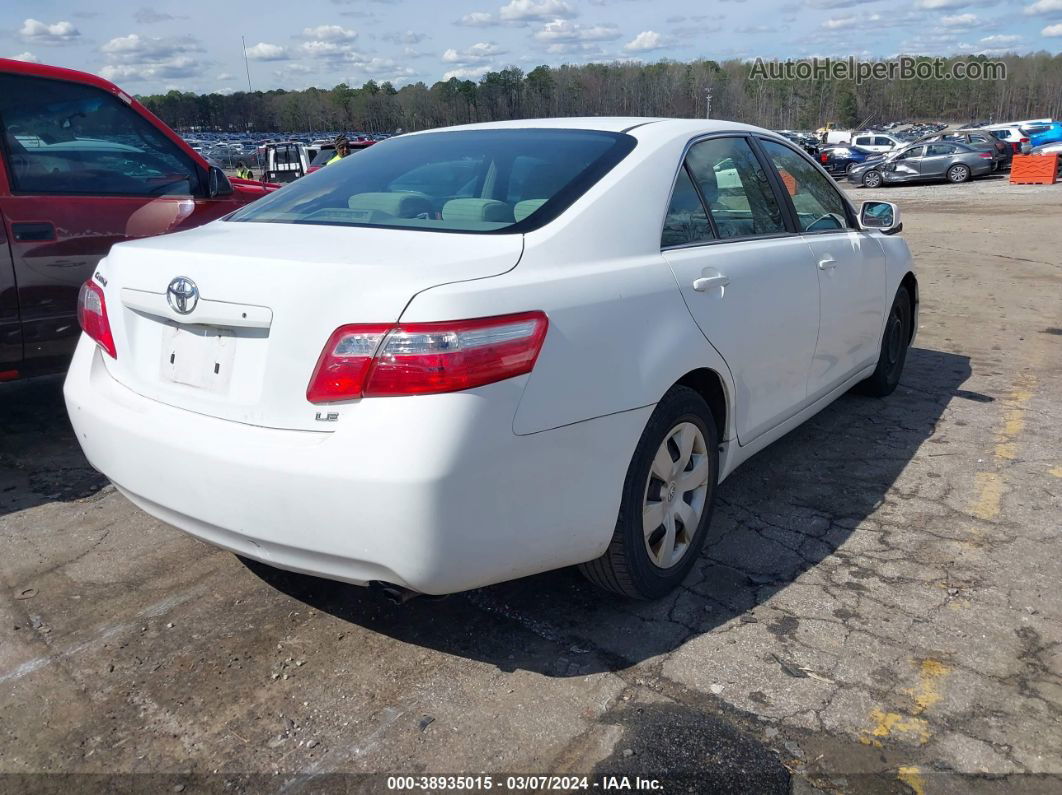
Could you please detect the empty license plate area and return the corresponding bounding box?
[160,324,236,393]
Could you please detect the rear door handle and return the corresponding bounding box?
[818,256,837,271]
[692,274,730,292]
[11,222,56,242]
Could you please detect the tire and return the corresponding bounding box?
[863,170,883,188]
[580,386,719,600]
[846,162,857,176]
[947,163,970,183]
[858,285,912,398]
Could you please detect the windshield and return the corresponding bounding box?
[228,128,636,233]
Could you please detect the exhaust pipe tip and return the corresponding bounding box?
[369,581,422,605]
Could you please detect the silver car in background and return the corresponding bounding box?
[848,142,994,188]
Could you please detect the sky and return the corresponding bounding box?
[2,0,1061,95]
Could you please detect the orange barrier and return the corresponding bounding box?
[1010,154,1058,185]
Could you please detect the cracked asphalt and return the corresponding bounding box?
[1,177,1061,794]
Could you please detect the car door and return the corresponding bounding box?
[758,138,886,400]
[890,145,924,180]
[662,135,820,444]
[0,71,233,371]
[919,144,956,178]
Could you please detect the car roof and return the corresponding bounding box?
[408,117,785,146]
[0,56,129,99]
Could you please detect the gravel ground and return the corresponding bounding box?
[1,176,1061,793]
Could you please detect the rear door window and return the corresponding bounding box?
[873,137,894,147]
[684,137,786,239]
[927,144,957,156]
[661,166,714,248]
[0,73,200,197]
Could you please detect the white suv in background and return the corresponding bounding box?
[851,133,903,153]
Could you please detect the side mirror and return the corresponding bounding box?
[860,201,902,235]
[208,165,234,198]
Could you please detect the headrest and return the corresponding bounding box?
[441,198,514,224]
[347,192,432,218]
[513,198,548,222]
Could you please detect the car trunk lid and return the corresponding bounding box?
[98,221,523,431]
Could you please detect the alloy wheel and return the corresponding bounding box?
[642,422,710,569]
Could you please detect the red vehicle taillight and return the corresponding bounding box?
[306,311,549,403]
[819,152,829,163]
[978,152,993,159]
[77,279,117,358]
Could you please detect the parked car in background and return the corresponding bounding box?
[985,125,1031,155]
[818,144,881,176]
[851,133,903,153]
[64,118,917,600]
[849,141,993,187]
[1020,121,1062,148]
[0,58,276,381]
[918,129,1010,170]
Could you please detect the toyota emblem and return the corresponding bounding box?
[166,277,199,315]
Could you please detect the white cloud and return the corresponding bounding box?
[245,42,289,61]
[301,25,357,42]
[1044,22,1062,34]
[458,11,496,26]
[7,51,40,63]
[941,13,979,26]
[443,65,492,80]
[1025,0,1062,13]
[99,56,203,83]
[20,19,80,45]
[217,71,234,80]
[980,34,1021,43]
[533,19,622,43]
[823,16,857,28]
[914,0,969,7]
[499,0,577,22]
[624,30,668,52]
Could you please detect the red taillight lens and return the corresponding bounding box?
[819,153,829,163]
[77,279,117,358]
[306,311,548,403]
[979,152,992,159]
[1020,137,1030,143]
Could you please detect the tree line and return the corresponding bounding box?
[139,53,1062,134]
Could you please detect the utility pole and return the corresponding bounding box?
[242,35,253,93]
[705,87,712,120]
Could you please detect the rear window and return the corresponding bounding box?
[229,129,636,233]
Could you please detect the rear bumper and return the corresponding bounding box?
[64,338,650,594]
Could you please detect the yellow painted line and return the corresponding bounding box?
[859,659,951,748]
[1049,466,1062,479]
[971,472,1003,520]
[898,766,927,795]
[993,380,1035,462]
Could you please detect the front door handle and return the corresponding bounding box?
[818,256,837,271]
[692,274,730,292]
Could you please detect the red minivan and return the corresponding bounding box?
[0,58,276,381]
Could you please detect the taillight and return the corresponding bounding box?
[306,311,548,403]
[820,152,829,163]
[77,279,116,358]
[978,152,992,159]
[1020,137,1030,143]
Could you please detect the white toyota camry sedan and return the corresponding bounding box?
[65,118,917,600]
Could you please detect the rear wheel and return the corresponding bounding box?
[862,170,883,188]
[580,386,719,600]
[846,162,857,176]
[947,163,970,183]
[858,286,912,397]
